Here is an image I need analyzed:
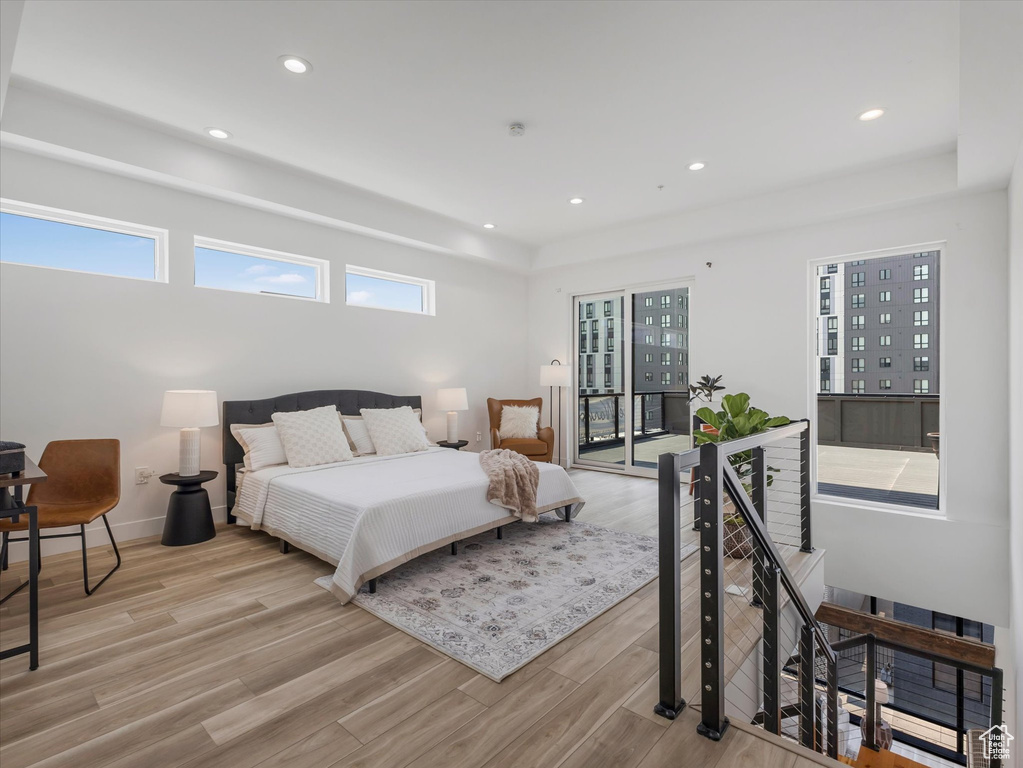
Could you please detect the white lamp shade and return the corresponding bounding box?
[436,387,469,411]
[161,390,219,428]
[540,364,572,387]
[874,679,890,705]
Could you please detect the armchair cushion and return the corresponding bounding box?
[498,438,549,457]
[498,405,539,440]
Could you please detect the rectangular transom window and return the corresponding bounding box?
[345,265,435,315]
[194,236,327,301]
[1,199,167,281]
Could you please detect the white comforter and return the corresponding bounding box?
[233,447,584,602]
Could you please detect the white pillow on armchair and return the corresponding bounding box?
[499,405,539,440]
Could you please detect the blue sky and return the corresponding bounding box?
[194,247,317,298]
[1,212,155,279]
[345,273,423,312]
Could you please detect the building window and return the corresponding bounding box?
[660,295,670,308]
[852,294,865,308]
[661,352,670,365]
[913,333,929,349]
[821,379,831,392]
[879,313,891,324]
[914,287,929,303]
[851,272,865,287]
[879,335,891,347]
[914,356,930,371]
[878,291,891,302]
[879,357,892,368]
[603,300,612,316]
[852,358,865,372]
[879,379,892,390]
[914,264,929,280]
[678,314,687,328]
[660,333,671,346]
[821,276,831,291]
[645,334,653,345]
[645,353,653,363]
[879,268,891,280]
[660,314,671,327]
[644,372,653,382]
[644,315,653,325]
[851,337,865,351]
[197,236,329,302]
[827,264,838,273]
[678,372,687,385]
[586,304,594,318]
[852,380,865,394]
[914,379,930,394]
[851,316,864,330]
[914,310,929,326]
[661,372,670,385]
[644,297,653,307]
[850,259,866,266]
[1,200,167,282]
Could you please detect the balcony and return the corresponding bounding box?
[577,393,940,509]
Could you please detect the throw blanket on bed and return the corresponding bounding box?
[479,449,541,522]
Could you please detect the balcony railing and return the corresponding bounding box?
[577,391,691,447]
[817,393,939,452]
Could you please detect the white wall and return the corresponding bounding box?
[1008,140,1023,756]
[0,148,529,552]
[528,189,1012,629]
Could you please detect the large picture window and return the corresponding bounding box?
[1,199,167,282]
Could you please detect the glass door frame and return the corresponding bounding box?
[571,277,695,479]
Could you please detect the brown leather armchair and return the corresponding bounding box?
[487,398,554,463]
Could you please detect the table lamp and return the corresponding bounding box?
[161,390,219,476]
[540,360,572,465]
[436,388,468,443]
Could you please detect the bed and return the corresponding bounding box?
[223,389,585,602]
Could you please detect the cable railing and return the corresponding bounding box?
[653,419,1004,766]
[577,390,690,447]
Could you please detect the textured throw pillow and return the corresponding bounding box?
[271,406,353,468]
[360,406,431,456]
[231,423,288,471]
[341,417,377,455]
[499,405,539,440]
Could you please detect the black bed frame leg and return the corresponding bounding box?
[496,527,503,540]
[279,539,290,554]
[564,505,573,522]
[369,578,377,594]
[451,541,458,556]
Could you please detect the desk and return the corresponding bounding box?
[0,457,46,670]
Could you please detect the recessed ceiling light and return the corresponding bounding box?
[568,197,585,205]
[279,55,312,74]
[859,108,885,121]
[206,127,232,139]
[688,162,706,171]
[483,223,495,229]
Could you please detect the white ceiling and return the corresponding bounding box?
[10,0,961,246]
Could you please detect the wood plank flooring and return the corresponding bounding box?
[0,468,828,768]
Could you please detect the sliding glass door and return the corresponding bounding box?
[574,281,693,475]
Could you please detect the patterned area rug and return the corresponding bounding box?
[316,514,697,681]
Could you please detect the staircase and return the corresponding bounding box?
[654,420,1005,768]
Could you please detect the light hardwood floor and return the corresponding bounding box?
[0,468,829,768]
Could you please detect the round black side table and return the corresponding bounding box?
[436,440,468,450]
[159,470,218,546]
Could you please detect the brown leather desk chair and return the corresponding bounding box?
[486,398,554,463]
[0,439,122,596]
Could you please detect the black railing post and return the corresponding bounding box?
[863,635,879,751]
[697,441,728,741]
[990,667,1004,768]
[750,446,767,607]
[692,413,701,531]
[641,399,647,435]
[799,623,816,750]
[799,418,813,552]
[661,391,666,431]
[762,563,781,735]
[654,452,685,720]
[614,396,620,441]
[826,655,839,759]
[584,397,591,446]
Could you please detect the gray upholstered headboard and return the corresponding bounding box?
[222,389,422,520]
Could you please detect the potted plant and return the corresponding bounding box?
[694,393,790,558]
[688,374,725,407]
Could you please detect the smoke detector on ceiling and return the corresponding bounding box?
[508,123,525,137]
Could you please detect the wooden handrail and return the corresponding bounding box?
[815,602,995,668]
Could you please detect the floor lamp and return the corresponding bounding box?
[540,360,572,466]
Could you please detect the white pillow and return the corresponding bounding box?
[499,405,539,440]
[271,406,353,468]
[360,406,431,456]
[231,423,288,471]
[342,417,377,455]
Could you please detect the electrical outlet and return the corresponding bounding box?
[135,467,153,485]
[476,431,482,442]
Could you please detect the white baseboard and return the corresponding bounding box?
[3,505,228,564]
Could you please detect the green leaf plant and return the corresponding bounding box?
[694,393,790,525]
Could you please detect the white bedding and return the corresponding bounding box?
[233,447,584,602]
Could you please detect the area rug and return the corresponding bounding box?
[315,513,697,681]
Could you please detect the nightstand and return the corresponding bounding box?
[436,440,468,451]
[159,470,218,546]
